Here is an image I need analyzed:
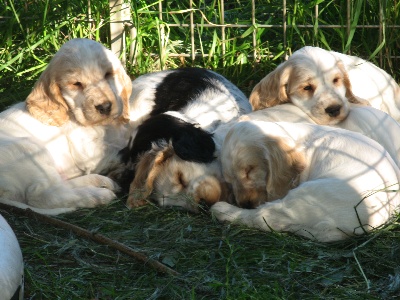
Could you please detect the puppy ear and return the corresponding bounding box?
[337,61,371,106]
[249,63,292,110]
[116,67,132,124]
[172,125,215,163]
[26,68,70,126]
[264,137,305,200]
[126,143,175,208]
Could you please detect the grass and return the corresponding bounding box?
[1,0,400,299]
[3,199,400,299]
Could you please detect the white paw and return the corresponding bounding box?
[210,202,240,221]
[68,174,120,192]
[75,187,117,207]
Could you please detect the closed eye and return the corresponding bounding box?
[177,171,187,188]
[105,71,114,78]
[73,81,83,87]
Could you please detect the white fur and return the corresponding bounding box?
[211,121,400,242]
[125,69,251,209]
[127,69,252,141]
[322,47,400,121]
[127,141,229,212]
[0,214,24,300]
[0,38,133,215]
[125,103,400,212]
[243,104,400,167]
[249,46,400,124]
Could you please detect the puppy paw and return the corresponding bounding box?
[68,174,120,192]
[74,187,117,207]
[210,202,241,222]
[126,196,148,209]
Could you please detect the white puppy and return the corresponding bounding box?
[249,46,400,123]
[244,104,400,167]
[211,121,400,242]
[124,103,400,213]
[0,38,132,215]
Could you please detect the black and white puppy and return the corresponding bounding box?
[113,67,252,194]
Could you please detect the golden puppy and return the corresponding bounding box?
[126,141,232,212]
[0,38,132,214]
[212,120,400,242]
[249,46,372,124]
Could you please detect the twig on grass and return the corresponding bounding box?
[0,203,180,277]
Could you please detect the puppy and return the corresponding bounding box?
[125,102,400,212]
[211,121,400,242]
[328,47,400,121]
[0,38,132,215]
[127,140,232,212]
[115,68,252,204]
[0,214,24,300]
[127,67,252,131]
[249,46,382,124]
[243,104,400,167]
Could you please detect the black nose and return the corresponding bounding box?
[325,105,342,117]
[95,101,112,115]
[240,200,256,209]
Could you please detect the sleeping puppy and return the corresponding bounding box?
[244,104,400,167]
[127,67,251,133]
[124,103,400,212]
[249,46,387,124]
[126,139,233,212]
[0,38,132,215]
[114,67,252,194]
[211,120,400,242]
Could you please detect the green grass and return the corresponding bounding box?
[4,199,400,299]
[1,0,400,299]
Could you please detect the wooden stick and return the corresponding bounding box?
[0,203,179,276]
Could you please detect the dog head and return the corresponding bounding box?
[249,46,368,125]
[126,141,231,212]
[26,38,131,126]
[221,121,305,209]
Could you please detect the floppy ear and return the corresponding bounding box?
[116,66,132,124]
[172,125,215,163]
[26,67,70,126]
[126,143,175,208]
[249,63,292,110]
[337,61,371,106]
[264,137,306,200]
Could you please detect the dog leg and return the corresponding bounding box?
[211,179,397,242]
[68,174,120,191]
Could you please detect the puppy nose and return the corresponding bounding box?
[240,200,256,209]
[325,105,342,117]
[95,101,112,115]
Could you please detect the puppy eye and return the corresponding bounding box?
[333,77,341,84]
[73,82,83,87]
[105,71,113,78]
[303,85,313,91]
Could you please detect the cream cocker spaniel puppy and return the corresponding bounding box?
[0,38,132,215]
[211,121,400,242]
[122,103,400,213]
[249,46,400,124]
